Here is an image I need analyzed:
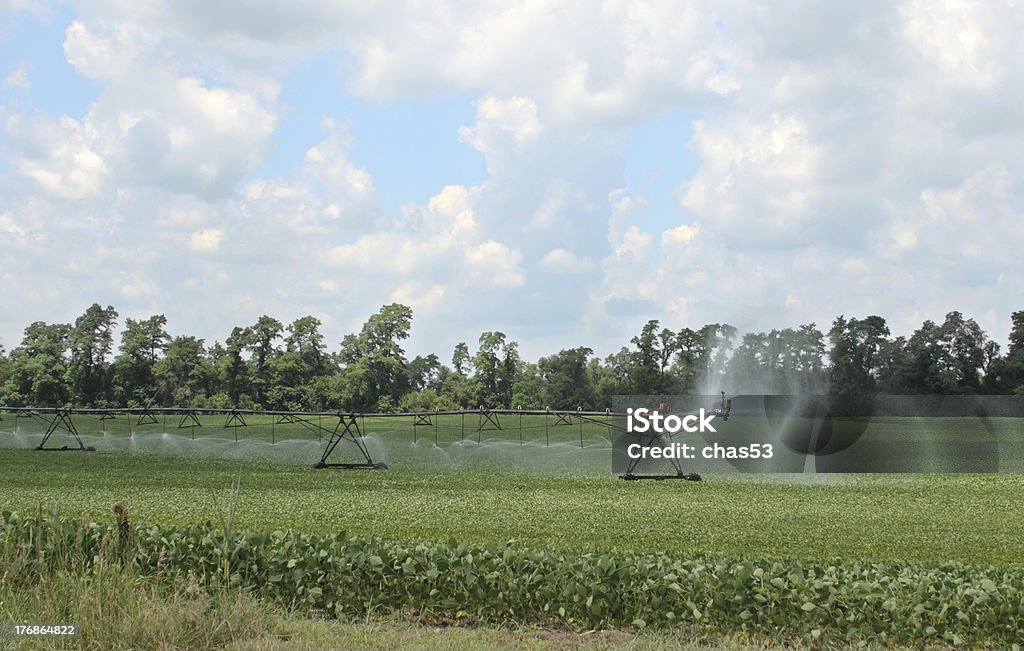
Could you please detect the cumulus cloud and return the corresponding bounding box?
[539,248,595,273]
[458,96,542,169]
[680,114,823,246]
[5,114,108,199]
[187,228,223,252]
[465,240,524,287]
[346,0,736,125]
[6,73,275,201]
[327,183,524,291]
[390,282,447,314]
[63,19,147,80]
[4,61,30,88]
[119,276,158,300]
[3,0,1024,358]
[661,223,700,249]
[241,119,381,234]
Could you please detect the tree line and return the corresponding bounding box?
[1,303,1022,411]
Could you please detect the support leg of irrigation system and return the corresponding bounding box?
[566,411,703,482]
[36,409,95,452]
[616,429,701,482]
[314,413,387,470]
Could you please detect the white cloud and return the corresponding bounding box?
[459,96,541,152]
[901,0,1002,90]
[390,282,447,314]
[346,0,735,124]
[4,112,109,199]
[188,228,223,252]
[5,72,276,200]
[458,95,542,175]
[120,277,158,300]
[661,223,700,249]
[465,240,524,287]
[326,184,524,293]
[680,114,823,245]
[0,211,26,237]
[63,19,147,80]
[3,0,1024,358]
[241,119,381,234]
[539,248,595,273]
[609,225,652,265]
[4,62,30,88]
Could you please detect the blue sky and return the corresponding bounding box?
[1,1,1022,363]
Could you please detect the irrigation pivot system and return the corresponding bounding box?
[1,403,728,480]
[617,393,732,482]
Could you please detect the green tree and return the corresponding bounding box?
[4,321,71,405]
[901,319,957,394]
[898,312,989,394]
[153,336,212,405]
[538,347,594,409]
[511,362,543,408]
[247,315,284,406]
[471,331,521,408]
[452,342,471,376]
[112,315,170,405]
[726,325,826,394]
[66,303,118,405]
[629,320,663,394]
[337,304,414,411]
[407,353,441,393]
[941,311,988,393]
[595,347,633,405]
[213,327,251,406]
[0,340,10,403]
[285,315,328,379]
[827,315,890,395]
[437,365,475,409]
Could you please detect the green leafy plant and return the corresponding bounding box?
[2,511,1022,647]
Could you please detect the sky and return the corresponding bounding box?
[1,0,1022,363]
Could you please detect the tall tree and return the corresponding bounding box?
[247,315,284,406]
[4,321,71,405]
[407,353,441,393]
[827,315,890,394]
[451,342,470,376]
[940,311,987,393]
[899,312,989,394]
[112,315,170,405]
[539,347,595,409]
[337,304,414,410]
[66,304,118,405]
[472,331,522,408]
[0,340,10,402]
[216,327,251,406]
[511,362,543,409]
[629,320,663,394]
[902,319,956,394]
[285,315,328,378]
[154,336,211,405]
[1003,311,1024,393]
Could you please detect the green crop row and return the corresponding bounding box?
[3,511,1022,648]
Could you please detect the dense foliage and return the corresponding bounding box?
[3,511,1022,646]
[1,303,1022,411]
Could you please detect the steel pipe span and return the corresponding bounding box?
[0,406,629,470]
